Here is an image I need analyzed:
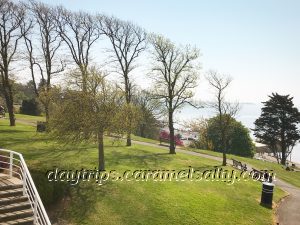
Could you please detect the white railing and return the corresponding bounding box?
[0,149,51,225]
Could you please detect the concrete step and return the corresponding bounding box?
[0,196,28,206]
[0,209,33,223]
[0,216,34,225]
[0,201,31,214]
[0,188,23,198]
[0,184,23,192]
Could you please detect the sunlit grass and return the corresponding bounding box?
[187,148,300,188]
[0,118,287,225]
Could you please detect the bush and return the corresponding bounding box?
[31,170,70,207]
[20,98,41,116]
[159,130,183,146]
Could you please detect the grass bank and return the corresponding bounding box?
[187,148,300,188]
[0,117,286,225]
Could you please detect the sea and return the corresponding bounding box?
[176,103,300,164]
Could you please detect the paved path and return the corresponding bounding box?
[275,179,300,225]
[0,117,37,126]
[132,140,300,225]
[15,118,37,126]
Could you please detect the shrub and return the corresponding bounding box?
[206,115,255,157]
[20,98,41,116]
[159,130,183,146]
[31,170,70,207]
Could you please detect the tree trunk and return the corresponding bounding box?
[222,152,226,166]
[6,98,15,126]
[80,66,88,93]
[280,130,287,165]
[140,124,145,138]
[98,130,105,171]
[45,105,49,124]
[221,138,227,166]
[219,115,227,166]
[281,154,286,165]
[126,133,131,146]
[281,145,287,165]
[169,110,176,154]
[125,111,132,146]
[124,75,132,147]
[3,84,15,126]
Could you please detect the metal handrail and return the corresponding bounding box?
[0,149,51,225]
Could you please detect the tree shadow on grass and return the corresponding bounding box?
[67,182,109,224]
[22,145,93,164]
[108,151,174,168]
[0,129,32,133]
[16,166,98,223]
[0,141,59,154]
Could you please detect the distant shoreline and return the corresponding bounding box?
[178,103,300,164]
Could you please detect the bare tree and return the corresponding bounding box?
[0,0,29,126]
[206,70,239,165]
[149,34,200,154]
[56,7,101,93]
[186,117,212,150]
[100,16,147,146]
[22,0,64,123]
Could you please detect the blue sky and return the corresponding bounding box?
[39,0,300,105]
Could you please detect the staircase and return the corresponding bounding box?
[0,149,51,225]
[0,174,34,224]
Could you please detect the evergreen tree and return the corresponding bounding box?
[253,93,300,165]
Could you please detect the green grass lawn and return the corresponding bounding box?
[131,134,160,144]
[0,117,286,225]
[118,131,300,189]
[15,113,46,123]
[187,148,300,188]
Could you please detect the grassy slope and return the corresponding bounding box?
[187,149,300,188]
[131,134,160,144]
[130,130,300,188]
[0,117,286,225]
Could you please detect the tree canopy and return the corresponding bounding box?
[49,68,124,170]
[206,115,255,157]
[253,93,300,165]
